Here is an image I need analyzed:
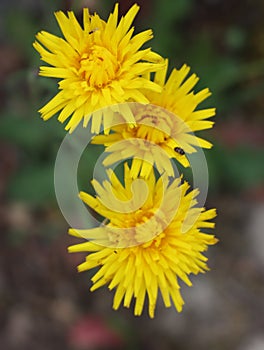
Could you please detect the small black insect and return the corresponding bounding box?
[89,28,99,34]
[174,147,185,155]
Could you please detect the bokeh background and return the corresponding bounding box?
[1,0,264,349]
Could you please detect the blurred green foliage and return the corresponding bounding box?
[1,0,263,211]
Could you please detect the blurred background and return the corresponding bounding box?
[1,0,264,349]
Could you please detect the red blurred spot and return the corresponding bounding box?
[68,315,124,349]
[214,119,264,148]
[243,184,264,202]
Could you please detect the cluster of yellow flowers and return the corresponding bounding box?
[34,3,218,318]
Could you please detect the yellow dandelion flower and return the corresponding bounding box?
[93,102,191,178]
[33,4,164,133]
[144,59,216,151]
[92,59,215,177]
[68,164,218,318]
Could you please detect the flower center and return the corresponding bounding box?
[135,124,168,144]
[130,105,175,144]
[106,206,168,248]
[79,45,118,88]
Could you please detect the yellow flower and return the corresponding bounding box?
[68,164,218,318]
[92,59,215,177]
[33,4,164,133]
[93,103,190,178]
[144,59,216,151]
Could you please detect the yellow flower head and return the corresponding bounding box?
[93,102,191,178]
[68,163,218,318]
[92,60,215,177]
[33,4,164,133]
[144,59,216,151]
